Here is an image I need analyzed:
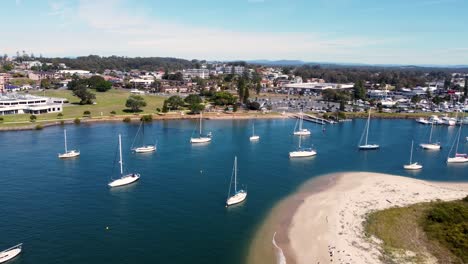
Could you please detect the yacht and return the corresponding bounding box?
[293,112,311,136]
[358,110,379,150]
[226,156,247,206]
[0,244,22,264]
[58,129,80,159]
[190,112,212,143]
[108,134,140,187]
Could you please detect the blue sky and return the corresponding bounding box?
[1,0,467,64]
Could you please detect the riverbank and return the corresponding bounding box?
[246,172,468,264]
[0,112,287,131]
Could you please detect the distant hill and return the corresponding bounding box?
[246,60,468,70]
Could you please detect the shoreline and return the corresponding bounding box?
[0,112,287,131]
[0,111,456,132]
[246,172,468,264]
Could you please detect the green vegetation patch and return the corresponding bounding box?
[365,197,468,264]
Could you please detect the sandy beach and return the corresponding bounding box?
[247,172,468,264]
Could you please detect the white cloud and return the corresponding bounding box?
[3,0,466,64]
[65,0,388,61]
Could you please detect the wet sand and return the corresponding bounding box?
[246,172,468,264]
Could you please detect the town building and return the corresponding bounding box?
[183,69,210,79]
[282,82,354,93]
[0,94,65,115]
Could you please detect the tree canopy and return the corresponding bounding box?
[73,85,96,105]
[125,95,147,112]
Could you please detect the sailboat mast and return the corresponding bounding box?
[119,134,123,175]
[429,122,433,143]
[410,140,414,163]
[299,112,303,130]
[298,135,302,148]
[455,124,461,154]
[234,156,237,193]
[252,124,255,136]
[199,112,203,136]
[64,129,68,153]
[365,110,370,145]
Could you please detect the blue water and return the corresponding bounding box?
[0,119,466,263]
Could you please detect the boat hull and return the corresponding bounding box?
[190,137,212,143]
[293,130,311,136]
[58,150,80,159]
[358,144,380,150]
[133,145,156,153]
[447,157,468,163]
[404,163,423,170]
[108,174,140,187]
[226,191,247,206]
[289,150,317,158]
[0,245,22,264]
[249,136,260,141]
[420,143,441,150]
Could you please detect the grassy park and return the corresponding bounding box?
[0,89,165,126]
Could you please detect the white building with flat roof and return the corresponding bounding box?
[0,94,64,115]
[183,69,210,79]
[282,82,354,91]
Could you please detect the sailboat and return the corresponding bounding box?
[58,129,80,159]
[131,121,156,153]
[447,123,468,163]
[249,123,260,141]
[404,140,422,170]
[190,112,212,143]
[420,122,441,150]
[358,110,379,150]
[226,156,247,206]
[293,111,311,136]
[0,243,22,264]
[289,135,317,158]
[108,134,140,187]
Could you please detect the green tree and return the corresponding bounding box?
[73,86,96,105]
[237,78,246,103]
[212,91,236,106]
[40,79,52,89]
[339,100,345,111]
[30,115,37,122]
[83,110,91,117]
[243,87,250,104]
[125,95,147,112]
[184,94,202,105]
[353,80,366,100]
[88,76,112,92]
[247,101,261,110]
[189,103,205,114]
[411,95,421,104]
[2,63,13,72]
[165,95,184,110]
[464,77,468,96]
[255,82,261,95]
[162,101,169,113]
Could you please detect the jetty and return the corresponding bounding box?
[291,114,336,124]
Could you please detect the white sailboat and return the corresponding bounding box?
[249,123,260,141]
[226,156,247,206]
[447,123,468,163]
[420,122,441,150]
[131,121,156,153]
[108,134,140,187]
[58,129,80,159]
[404,140,422,170]
[289,135,317,158]
[293,111,311,136]
[358,110,379,150]
[190,112,212,143]
[0,243,22,264]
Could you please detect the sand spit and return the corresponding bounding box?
[247,172,468,264]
